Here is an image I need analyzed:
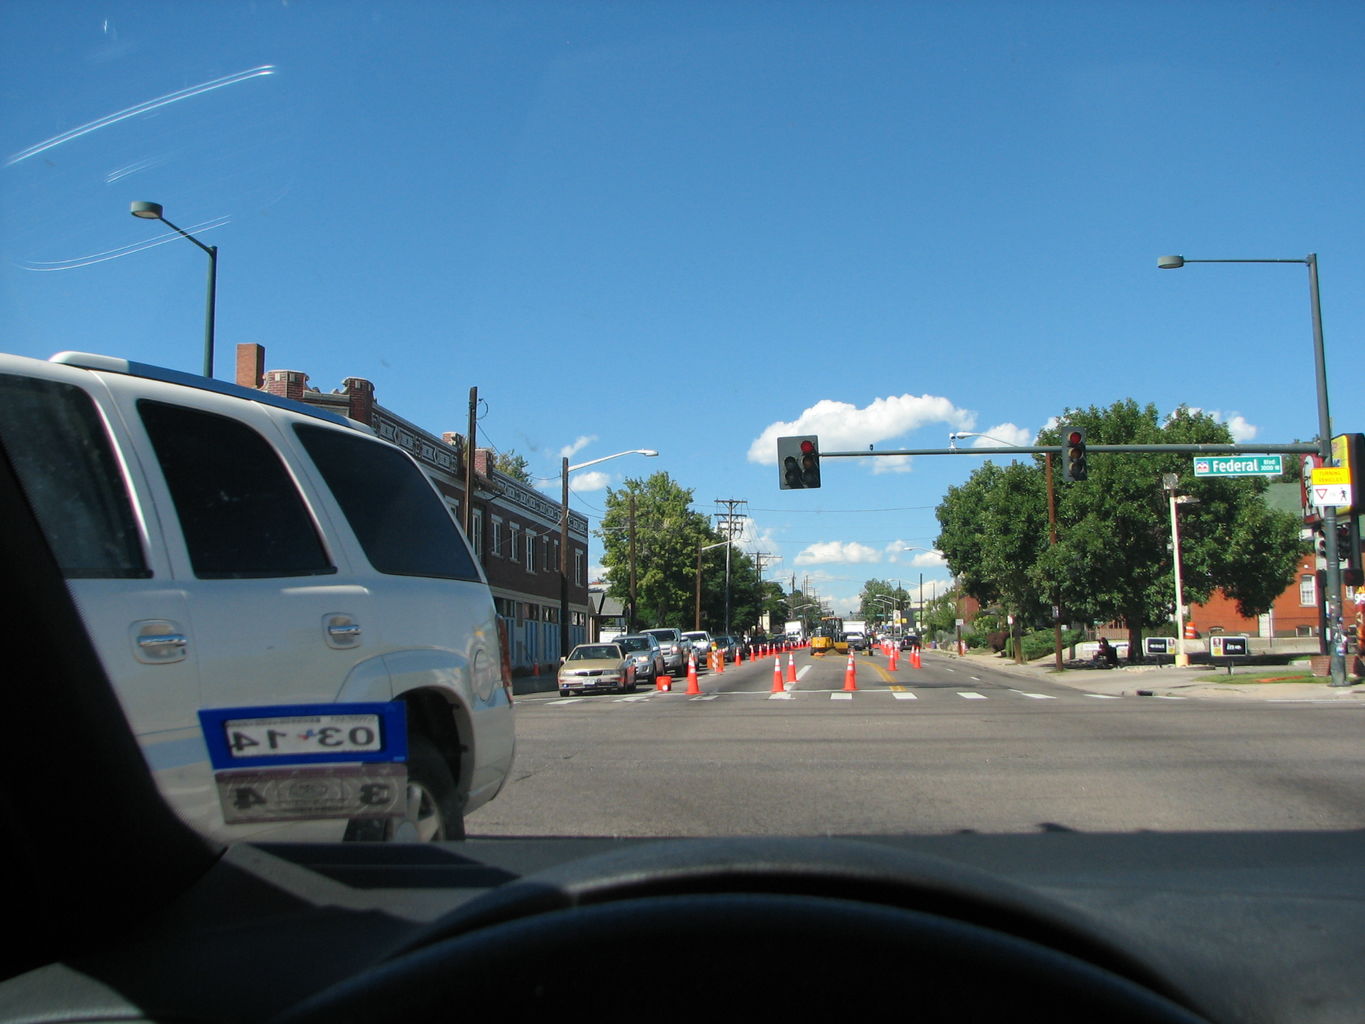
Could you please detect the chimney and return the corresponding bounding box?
[342,377,374,425]
[264,369,308,402]
[236,344,265,389]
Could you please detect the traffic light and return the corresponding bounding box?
[777,435,821,489]
[1063,427,1088,481]
[1341,516,1362,587]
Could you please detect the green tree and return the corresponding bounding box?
[493,449,532,483]
[855,578,912,628]
[598,472,716,629]
[936,399,1304,661]
[936,459,1051,658]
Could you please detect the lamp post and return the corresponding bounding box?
[1162,474,1198,667]
[130,202,218,379]
[695,541,729,630]
[1158,253,1344,685]
[560,449,657,657]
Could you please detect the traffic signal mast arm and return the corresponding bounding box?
[813,442,1320,458]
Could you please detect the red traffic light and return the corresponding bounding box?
[800,440,815,455]
[1067,430,1083,445]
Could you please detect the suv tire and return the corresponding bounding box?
[344,734,464,842]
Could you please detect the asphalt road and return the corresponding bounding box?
[467,650,1365,838]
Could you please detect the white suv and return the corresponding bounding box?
[0,351,514,842]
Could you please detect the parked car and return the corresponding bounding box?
[643,627,691,676]
[558,643,637,695]
[681,630,714,662]
[614,633,668,684]
[0,351,515,843]
[899,634,923,651]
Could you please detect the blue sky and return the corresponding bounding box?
[3,1,1361,615]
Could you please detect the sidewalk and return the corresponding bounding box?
[930,649,1365,701]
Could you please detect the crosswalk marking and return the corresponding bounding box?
[957,692,988,700]
[892,692,918,700]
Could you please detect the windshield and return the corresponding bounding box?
[2,1,1361,854]
[569,645,621,662]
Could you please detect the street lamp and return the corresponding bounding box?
[130,202,218,379]
[1158,253,1344,685]
[948,431,1022,450]
[559,449,658,657]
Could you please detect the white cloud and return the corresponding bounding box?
[883,542,947,567]
[793,541,882,566]
[748,394,975,465]
[870,454,914,474]
[1223,415,1258,442]
[559,435,599,459]
[972,422,1033,448]
[1169,408,1258,442]
[569,470,610,493]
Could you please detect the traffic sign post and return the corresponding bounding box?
[1210,635,1250,676]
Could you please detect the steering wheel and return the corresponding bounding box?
[273,838,1209,1022]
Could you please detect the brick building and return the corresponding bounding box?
[235,344,590,673]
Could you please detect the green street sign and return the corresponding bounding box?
[1192,455,1283,477]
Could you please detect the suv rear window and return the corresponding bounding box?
[295,424,480,581]
[139,401,334,579]
[0,374,148,578]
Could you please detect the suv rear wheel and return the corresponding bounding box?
[344,734,464,842]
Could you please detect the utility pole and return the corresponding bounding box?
[628,493,638,633]
[463,387,477,538]
[714,498,748,635]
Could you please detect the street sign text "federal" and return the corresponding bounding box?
[1192,455,1283,477]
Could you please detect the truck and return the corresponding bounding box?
[784,620,805,642]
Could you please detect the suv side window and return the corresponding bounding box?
[295,424,481,581]
[139,400,334,579]
[0,374,148,578]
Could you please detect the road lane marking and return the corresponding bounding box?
[957,692,988,700]
[1084,693,1121,699]
[689,694,719,701]
[548,698,586,705]
[768,692,794,700]
[892,692,918,700]
[1011,690,1056,700]
[830,692,854,701]
[615,694,654,702]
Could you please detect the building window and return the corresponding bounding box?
[491,517,504,556]
[524,531,536,572]
[1299,573,1316,607]
[575,549,584,585]
[509,525,520,563]
[471,508,483,558]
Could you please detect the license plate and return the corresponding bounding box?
[199,703,408,770]
[215,763,407,824]
[223,712,382,758]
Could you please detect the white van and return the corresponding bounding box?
[0,351,514,842]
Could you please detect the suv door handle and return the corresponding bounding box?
[324,615,362,649]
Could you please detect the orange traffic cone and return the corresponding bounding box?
[889,646,898,671]
[911,646,922,669]
[716,650,725,674]
[686,653,702,695]
[771,658,784,693]
[786,651,797,684]
[843,654,857,691]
